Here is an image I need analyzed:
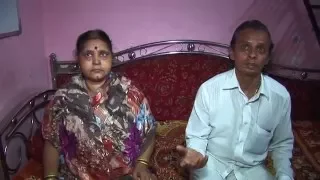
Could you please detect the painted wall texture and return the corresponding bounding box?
[0,0,319,121]
[0,0,50,121]
[42,0,320,69]
[233,0,320,69]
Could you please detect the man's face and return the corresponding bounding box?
[230,28,272,76]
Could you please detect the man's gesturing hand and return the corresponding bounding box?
[176,145,208,169]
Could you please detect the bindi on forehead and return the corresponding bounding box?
[94,46,98,50]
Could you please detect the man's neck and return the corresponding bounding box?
[235,70,261,98]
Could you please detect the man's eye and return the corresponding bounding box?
[241,44,249,50]
[257,47,265,53]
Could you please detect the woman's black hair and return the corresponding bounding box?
[76,29,113,56]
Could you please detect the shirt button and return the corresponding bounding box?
[244,122,248,125]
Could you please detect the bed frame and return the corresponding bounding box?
[0,40,318,179]
[0,90,55,180]
[49,40,231,88]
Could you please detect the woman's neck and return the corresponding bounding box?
[85,79,106,94]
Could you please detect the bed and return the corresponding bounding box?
[1,40,320,180]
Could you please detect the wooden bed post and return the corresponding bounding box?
[49,53,57,89]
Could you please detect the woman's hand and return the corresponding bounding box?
[132,162,157,180]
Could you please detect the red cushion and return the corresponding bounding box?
[27,129,44,163]
[112,54,230,120]
[12,159,43,180]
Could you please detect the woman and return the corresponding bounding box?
[42,29,157,180]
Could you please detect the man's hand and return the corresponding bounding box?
[176,145,208,169]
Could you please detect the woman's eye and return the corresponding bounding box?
[101,52,109,57]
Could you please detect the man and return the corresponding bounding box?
[176,20,294,180]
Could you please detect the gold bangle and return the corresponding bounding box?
[137,159,149,166]
[44,178,58,180]
[137,158,149,162]
[44,174,58,179]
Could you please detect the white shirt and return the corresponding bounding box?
[186,69,294,180]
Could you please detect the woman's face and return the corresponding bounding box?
[78,39,112,83]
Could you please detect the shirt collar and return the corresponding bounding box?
[222,69,269,99]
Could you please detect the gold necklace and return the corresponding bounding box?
[255,79,261,95]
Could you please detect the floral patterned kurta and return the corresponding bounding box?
[42,73,157,180]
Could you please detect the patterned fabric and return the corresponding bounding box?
[42,73,156,179]
[293,121,320,174]
[151,121,189,180]
[150,121,320,180]
[14,120,320,180]
[55,54,232,121]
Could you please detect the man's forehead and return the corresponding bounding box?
[241,39,268,44]
[238,30,270,44]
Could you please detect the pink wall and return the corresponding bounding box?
[234,0,320,69]
[42,0,320,71]
[42,0,242,59]
[0,0,50,121]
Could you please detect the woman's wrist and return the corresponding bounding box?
[136,159,149,167]
[44,174,58,180]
